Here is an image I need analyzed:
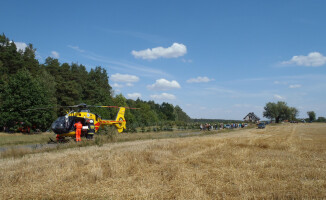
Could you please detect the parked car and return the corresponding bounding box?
[225,124,231,129]
[258,122,266,129]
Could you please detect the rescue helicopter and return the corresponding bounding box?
[27,103,138,141]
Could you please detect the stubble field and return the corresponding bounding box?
[1,123,325,199]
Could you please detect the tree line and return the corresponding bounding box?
[306,111,325,122]
[0,34,190,132]
[263,101,325,123]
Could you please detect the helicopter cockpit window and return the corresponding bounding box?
[51,116,76,134]
[51,116,65,134]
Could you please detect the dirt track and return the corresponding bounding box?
[0,130,205,153]
[1,123,325,199]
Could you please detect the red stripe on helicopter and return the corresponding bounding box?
[95,122,100,131]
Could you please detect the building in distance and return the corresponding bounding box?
[243,112,260,123]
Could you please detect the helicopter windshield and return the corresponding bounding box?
[51,116,76,134]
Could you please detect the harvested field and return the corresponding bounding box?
[1,123,326,199]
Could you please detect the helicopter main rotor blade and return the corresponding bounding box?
[92,105,119,108]
[23,102,140,111]
[91,105,140,109]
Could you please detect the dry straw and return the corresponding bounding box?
[1,123,325,199]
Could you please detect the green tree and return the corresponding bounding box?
[174,105,191,122]
[160,102,176,121]
[22,44,39,75]
[263,101,297,123]
[85,66,112,103]
[132,98,159,126]
[43,57,60,75]
[43,59,81,115]
[0,69,56,131]
[36,69,57,119]
[316,117,326,122]
[0,34,23,75]
[289,107,299,121]
[307,111,316,122]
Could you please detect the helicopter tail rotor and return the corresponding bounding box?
[114,107,126,133]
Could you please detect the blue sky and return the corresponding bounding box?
[1,0,326,119]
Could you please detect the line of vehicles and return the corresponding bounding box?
[257,122,266,129]
[224,123,248,129]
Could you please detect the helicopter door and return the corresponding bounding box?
[74,117,88,136]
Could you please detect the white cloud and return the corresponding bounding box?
[273,81,288,85]
[14,42,27,51]
[147,79,181,91]
[187,76,214,83]
[150,93,176,100]
[274,94,285,100]
[131,43,187,60]
[51,51,59,58]
[289,84,301,88]
[112,82,135,88]
[67,45,85,53]
[181,58,192,63]
[112,83,124,88]
[127,93,141,100]
[114,89,121,94]
[205,87,236,94]
[111,73,139,83]
[282,52,326,67]
[233,104,263,110]
[83,53,170,78]
[234,104,252,108]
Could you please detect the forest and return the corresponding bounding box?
[0,34,191,132]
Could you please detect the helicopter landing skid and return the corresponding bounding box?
[48,136,69,144]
